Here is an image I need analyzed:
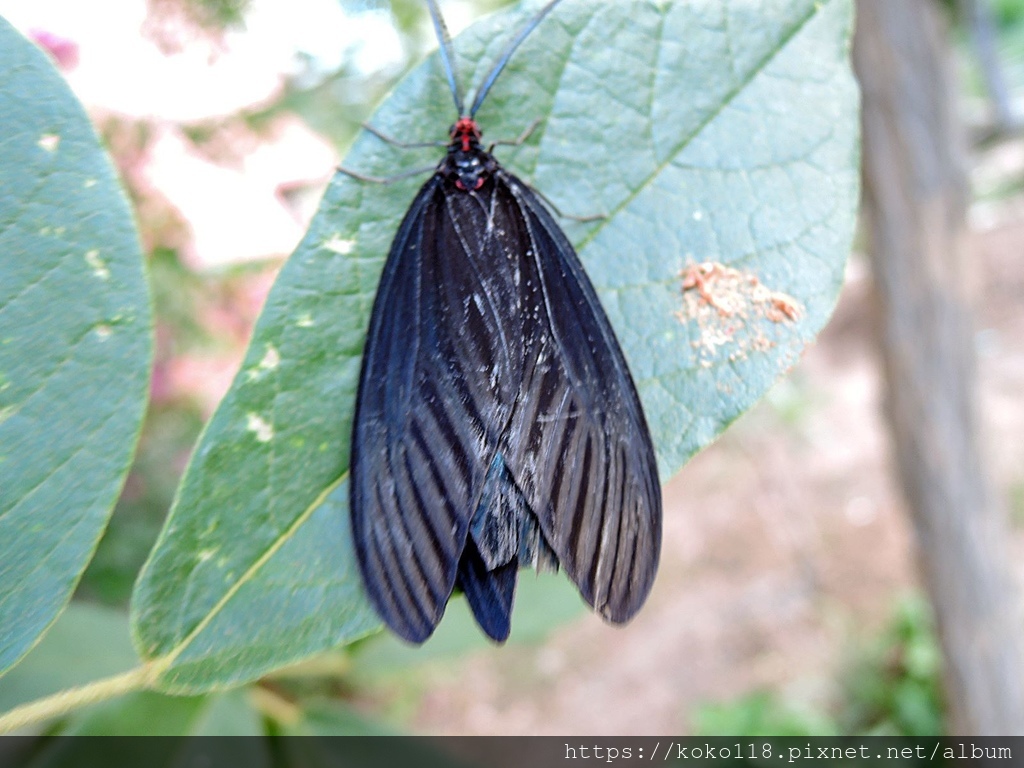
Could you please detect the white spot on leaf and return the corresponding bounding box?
[296,313,315,328]
[247,344,281,381]
[246,412,274,442]
[323,234,355,254]
[259,345,280,370]
[85,249,110,280]
[38,134,60,152]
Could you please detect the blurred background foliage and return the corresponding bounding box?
[3,0,1024,736]
[692,596,944,737]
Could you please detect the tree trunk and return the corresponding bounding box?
[853,0,1024,735]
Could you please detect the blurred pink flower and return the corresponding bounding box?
[30,28,79,70]
[165,353,245,417]
[139,117,335,269]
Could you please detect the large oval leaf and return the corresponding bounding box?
[131,0,858,691]
[0,18,152,674]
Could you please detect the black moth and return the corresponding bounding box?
[348,0,661,643]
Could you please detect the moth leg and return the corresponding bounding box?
[335,164,436,185]
[523,182,606,223]
[361,122,447,149]
[488,117,542,150]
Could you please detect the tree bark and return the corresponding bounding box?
[854,0,1024,735]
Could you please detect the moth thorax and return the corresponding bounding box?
[446,145,496,191]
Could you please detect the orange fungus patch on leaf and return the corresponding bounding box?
[676,261,804,367]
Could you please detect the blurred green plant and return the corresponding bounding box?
[1009,482,1024,527]
[837,596,945,736]
[77,403,204,606]
[692,691,838,738]
[954,0,1024,127]
[691,595,945,737]
[991,0,1024,26]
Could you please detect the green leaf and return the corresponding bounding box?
[0,19,152,674]
[132,0,858,691]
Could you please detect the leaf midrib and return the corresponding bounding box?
[148,473,348,675]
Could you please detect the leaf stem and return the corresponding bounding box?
[0,665,154,734]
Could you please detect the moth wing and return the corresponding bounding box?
[498,173,662,624]
[350,176,521,643]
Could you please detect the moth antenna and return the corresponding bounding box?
[426,0,465,117]
[469,0,564,118]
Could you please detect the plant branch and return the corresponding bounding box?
[0,666,155,734]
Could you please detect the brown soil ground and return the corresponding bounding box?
[401,192,1024,736]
